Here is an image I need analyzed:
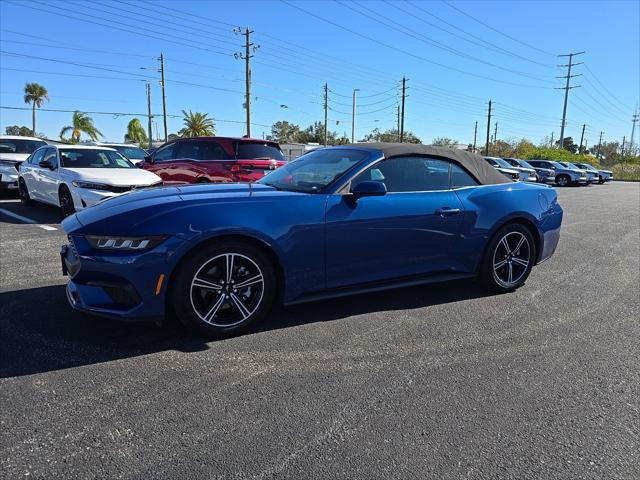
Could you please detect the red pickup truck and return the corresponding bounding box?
[142,137,286,184]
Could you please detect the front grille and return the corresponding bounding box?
[108,185,133,193]
[102,286,139,306]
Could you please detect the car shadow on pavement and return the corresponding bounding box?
[0,280,492,378]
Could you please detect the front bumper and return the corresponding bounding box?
[70,187,120,210]
[60,234,184,321]
[0,169,19,189]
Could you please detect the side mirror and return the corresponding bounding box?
[143,154,153,164]
[39,159,54,170]
[350,180,387,199]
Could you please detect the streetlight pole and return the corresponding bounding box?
[351,89,359,143]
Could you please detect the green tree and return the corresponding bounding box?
[431,137,459,147]
[556,136,578,154]
[179,110,215,137]
[23,82,49,136]
[363,128,421,144]
[59,111,103,143]
[270,120,301,143]
[124,118,148,144]
[5,125,34,136]
[513,139,536,158]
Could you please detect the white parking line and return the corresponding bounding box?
[0,208,57,230]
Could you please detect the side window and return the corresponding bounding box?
[351,156,451,193]
[176,141,228,160]
[153,143,176,162]
[43,148,58,169]
[30,148,46,165]
[450,163,478,189]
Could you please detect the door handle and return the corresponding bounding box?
[435,207,461,217]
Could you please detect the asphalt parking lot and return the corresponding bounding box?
[1,182,638,479]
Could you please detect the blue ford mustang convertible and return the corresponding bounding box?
[61,144,563,336]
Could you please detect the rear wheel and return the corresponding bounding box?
[59,185,76,217]
[170,241,276,337]
[18,179,34,206]
[479,224,535,292]
[598,175,605,184]
[555,174,570,187]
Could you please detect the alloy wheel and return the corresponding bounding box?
[60,188,75,216]
[557,176,568,187]
[492,232,531,288]
[189,253,265,327]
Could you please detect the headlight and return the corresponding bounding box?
[85,235,167,250]
[72,181,112,190]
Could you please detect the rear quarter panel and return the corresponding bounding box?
[453,182,562,273]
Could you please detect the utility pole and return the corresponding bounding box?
[579,123,586,154]
[472,120,478,152]
[631,106,639,151]
[351,89,359,143]
[235,27,258,137]
[146,82,153,150]
[550,131,554,148]
[597,131,603,158]
[323,83,328,146]
[159,53,168,142]
[396,105,400,141]
[621,136,626,156]
[484,99,492,156]
[493,121,498,146]
[400,76,406,142]
[556,51,584,149]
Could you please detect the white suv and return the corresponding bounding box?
[19,144,162,216]
[0,135,48,191]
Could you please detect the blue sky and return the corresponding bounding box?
[1,0,638,147]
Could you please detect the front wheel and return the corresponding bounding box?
[479,224,535,292]
[170,241,276,337]
[598,175,605,184]
[555,175,570,187]
[59,185,76,217]
[18,179,34,206]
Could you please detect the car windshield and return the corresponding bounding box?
[562,162,582,170]
[0,139,46,154]
[236,142,285,161]
[110,145,147,160]
[258,148,371,193]
[517,160,535,169]
[492,158,513,169]
[578,163,597,171]
[59,149,135,168]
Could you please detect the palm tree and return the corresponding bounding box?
[179,110,215,137]
[59,111,103,143]
[23,83,49,136]
[125,118,148,144]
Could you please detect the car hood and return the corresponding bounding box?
[598,169,612,174]
[0,153,30,163]
[513,166,536,174]
[535,167,554,175]
[63,167,161,185]
[63,183,303,233]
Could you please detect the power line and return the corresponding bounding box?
[442,1,556,57]
[280,0,556,89]
[338,0,555,83]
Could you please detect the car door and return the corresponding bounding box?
[145,142,180,184]
[324,156,465,288]
[22,147,46,200]
[39,148,60,205]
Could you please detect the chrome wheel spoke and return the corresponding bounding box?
[512,256,529,267]
[203,294,226,323]
[230,293,251,319]
[513,235,526,254]
[193,276,222,291]
[500,237,511,254]
[507,262,514,283]
[494,258,509,269]
[234,274,263,289]
[225,254,235,283]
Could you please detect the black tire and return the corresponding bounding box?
[170,240,276,337]
[555,174,570,187]
[18,179,34,206]
[479,223,536,293]
[598,175,605,184]
[59,185,76,217]
[196,177,210,183]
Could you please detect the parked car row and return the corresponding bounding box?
[482,155,613,187]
